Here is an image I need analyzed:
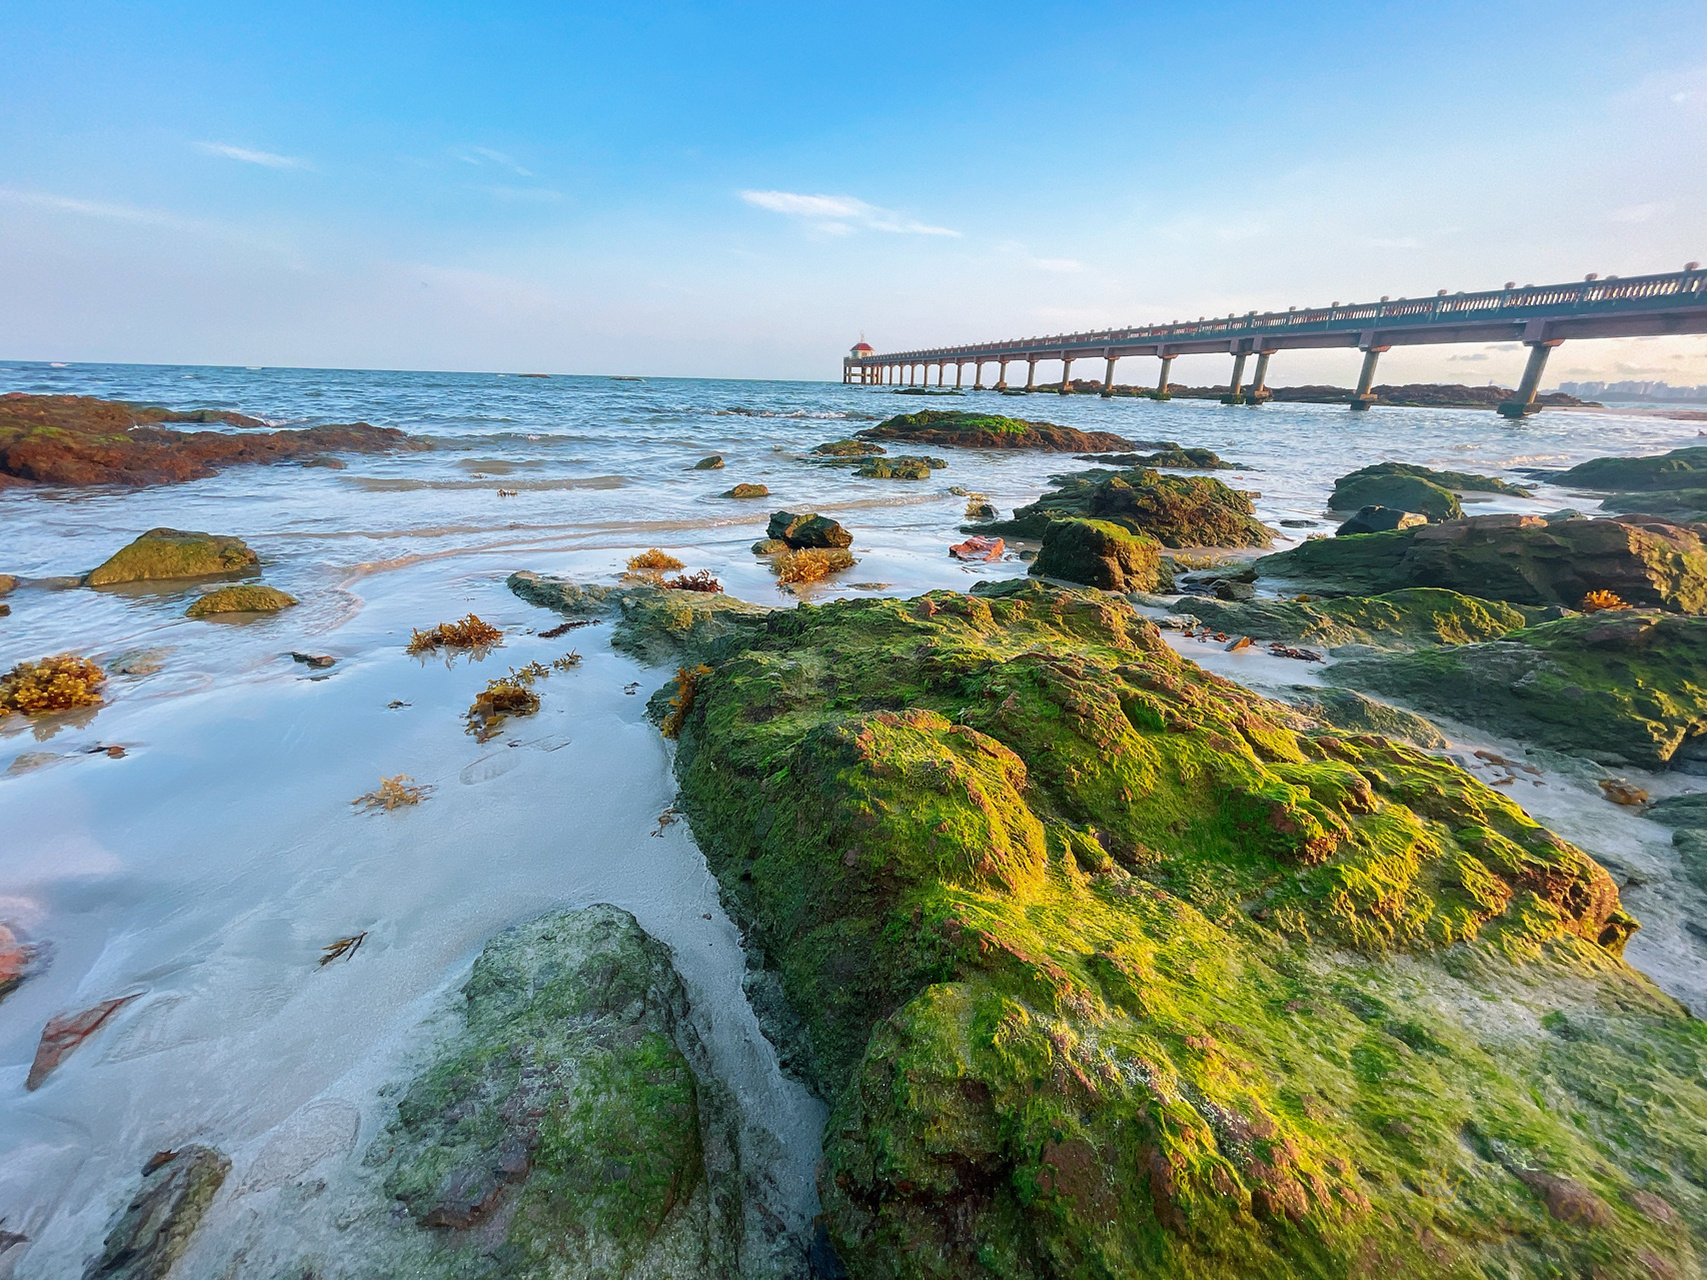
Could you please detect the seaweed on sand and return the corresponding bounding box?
[352,775,431,811]
[773,547,856,585]
[627,549,686,574]
[407,614,503,653]
[464,661,554,741]
[0,653,106,714]
[660,570,724,593]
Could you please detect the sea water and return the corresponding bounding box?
[0,362,1702,1274]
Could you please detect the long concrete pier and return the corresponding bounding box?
[843,266,1707,417]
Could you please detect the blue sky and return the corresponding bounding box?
[3,0,1706,385]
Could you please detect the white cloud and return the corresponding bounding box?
[739,189,958,236]
[456,147,533,177]
[197,141,311,170]
[1608,201,1673,223]
[0,187,207,231]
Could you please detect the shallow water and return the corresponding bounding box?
[1,362,1703,1275]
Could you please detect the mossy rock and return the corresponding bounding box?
[1256,513,1707,612]
[854,455,945,480]
[813,439,886,457]
[1176,588,1535,651]
[1033,518,1165,592]
[1333,461,1532,506]
[86,1145,229,1280]
[767,511,853,549]
[857,410,1133,453]
[1078,446,1241,470]
[1559,445,1707,492]
[692,455,725,470]
[1282,684,1447,748]
[507,571,771,665]
[1598,489,1707,522]
[85,528,258,585]
[1331,472,1462,521]
[1336,505,1430,536]
[369,906,742,1278]
[723,483,769,499]
[985,467,1271,548]
[1333,611,1707,769]
[638,580,1705,1280]
[184,584,298,617]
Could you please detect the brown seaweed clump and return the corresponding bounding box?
[660,570,723,593]
[465,663,548,741]
[407,614,504,653]
[0,653,106,714]
[659,664,712,739]
[627,549,685,574]
[352,775,431,811]
[774,547,856,585]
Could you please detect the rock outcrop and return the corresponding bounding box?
[85,529,259,586]
[507,572,771,665]
[619,579,1706,1280]
[1031,520,1166,591]
[1336,505,1428,536]
[1333,611,1707,769]
[812,439,886,457]
[0,393,421,489]
[84,1146,230,1280]
[1256,513,1707,612]
[983,467,1272,548]
[1075,445,1241,470]
[183,585,298,617]
[1175,588,1536,652]
[1332,461,1532,511]
[767,511,853,549]
[856,409,1134,453]
[854,455,944,480]
[1558,445,1707,492]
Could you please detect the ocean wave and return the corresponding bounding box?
[344,475,627,492]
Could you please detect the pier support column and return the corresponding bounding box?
[1059,356,1074,394]
[1155,356,1175,400]
[1101,355,1117,398]
[1349,346,1388,411]
[1025,358,1036,391]
[1499,341,1561,418]
[955,363,963,389]
[1247,351,1272,404]
[996,360,1008,390]
[1221,352,1250,405]
[974,362,983,389]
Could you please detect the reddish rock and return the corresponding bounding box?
[949,535,1003,562]
[26,994,139,1090]
[0,393,425,489]
[0,925,27,999]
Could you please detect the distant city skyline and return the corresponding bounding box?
[3,0,1705,385]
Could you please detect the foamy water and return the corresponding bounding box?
[1,362,1703,1275]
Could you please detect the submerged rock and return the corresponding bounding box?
[370,906,745,1278]
[1175,588,1535,651]
[0,574,14,595]
[84,1146,230,1280]
[1033,518,1165,591]
[985,466,1272,548]
[85,529,259,586]
[693,455,726,470]
[767,511,853,549]
[723,483,769,499]
[184,585,298,617]
[856,409,1134,453]
[1076,445,1241,470]
[621,579,1705,1280]
[853,454,944,480]
[1334,611,1707,769]
[507,571,770,665]
[1257,513,1707,612]
[28,995,139,1089]
[0,924,29,1004]
[1336,505,1428,536]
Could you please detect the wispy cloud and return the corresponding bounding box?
[1447,351,1489,362]
[456,146,533,177]
[1608,201,1673,224]
[198,141,311,170]
[0,186,207,230]
[478,185,564,203]
[739,190,959,237]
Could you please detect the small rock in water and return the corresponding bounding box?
[290,652,336,669]
[768,510,853,549]
[27,994,140,1090]
[185,584,297,617]
[1225,635,1254,652]
[0,924,30,1003]
[1600,778,1650,806]
[949,535,1004,562]
[84,1145,229,1280]
[724,483,769,498]
[692,454,725,470]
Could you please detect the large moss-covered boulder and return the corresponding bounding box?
[1334,611,1707,769]
[507,571,771,665]
[1331,471,1462,521]
[1176,588,1535,651]
[857,409,1133,453]
[370,906,742,1279]
[634,580,1707,1280]
[985,467,1271,548]
[85,1146,230,1280]
[1559,444,1707,492]
[184,584,297,617]
[1032,519,1165,591]
[86,528,258,585]
[1257,513,1707,612]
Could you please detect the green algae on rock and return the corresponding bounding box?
[1330,463,1532,521]
[1336,505,1429,536]
[507,571,771,665]
[1332,611,1707,770]
[983,467,1272,548]
[1558,444,1707,492]
[85,1146,229,1280]
[367,906,746,1279]
[1032,520,1167,592]
[812,439,887,457]
[723,483,769,499]
[624,580,1707,1280]
[853,454,945,480]
[857,409,1134,453]
[1598,488,1707,522]
[85,528,259,586]
[1175,588,1536,652]
[1280,684,1448,748]
[1257,513,1707,612]
[767,511,853,549]
[184,584,298,617]
[1076,445,1242,470]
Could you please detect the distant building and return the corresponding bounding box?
[850,342,874,358]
